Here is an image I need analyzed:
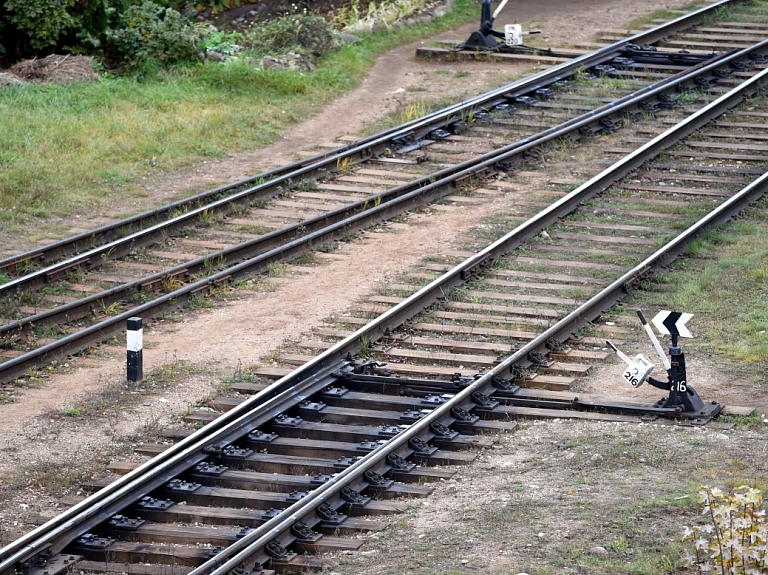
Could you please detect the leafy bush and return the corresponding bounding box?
[0,0,209,66]
[683,485,768,574]
[2,0,77,50]
[105,1,204,67]
[244,13,335,60]
[199,29,243,56]
[0,0,346,68]
[195,0,243,14]
[332,0,427,30]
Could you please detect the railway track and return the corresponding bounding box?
[2,0,768,384]
[2,15,768,571]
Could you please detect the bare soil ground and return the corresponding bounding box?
[2,1,766,573]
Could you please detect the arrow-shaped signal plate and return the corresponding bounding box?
[652,310,694,338]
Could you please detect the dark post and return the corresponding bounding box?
[667,333,685,404]
[127,316,143,382]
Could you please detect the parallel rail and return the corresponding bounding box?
[4,21,768,383]
[2,49,768,575]
[0,0,740,280]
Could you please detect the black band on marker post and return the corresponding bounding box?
[127,316,143,383]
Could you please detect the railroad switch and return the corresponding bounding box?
[453,0,718,71]
[456,0,540,52]
[334,351,721,426]
[606,309,722,425]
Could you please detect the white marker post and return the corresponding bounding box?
[127,317,143,383]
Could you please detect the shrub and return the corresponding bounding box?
[199,29,243,56]
[104,1,205,67]
[683,485,768,574]
[2,0,77,50]
[195,0,243,14]
[332,0,427,30]
[0,0,209,66]
[244,12,335,60]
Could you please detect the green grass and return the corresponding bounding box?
[626,1,713,28]
[0,0,478,237]
[717,409,764,429]
[632,201,768,384]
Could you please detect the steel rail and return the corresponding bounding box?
[7,49,735,339]
[0,0,739,289]
[5,37,765,384]
[3,54,766,575]
[188,74,768,575]
[0,359,349,575]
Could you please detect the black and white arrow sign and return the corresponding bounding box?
[652,310,694,338]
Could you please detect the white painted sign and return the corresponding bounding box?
[652,310,694,338]
[505,24,523,46]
